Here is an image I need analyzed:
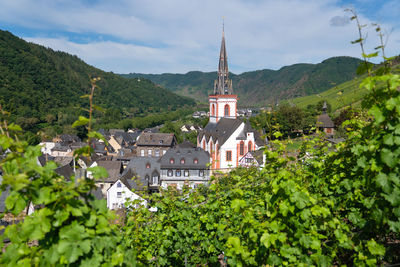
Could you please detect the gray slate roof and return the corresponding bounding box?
[55,164,74,179]
[97,161,124,183]
[160,147,210,170]
[120,157,161,190]
[136,133,177,147]
[200,118,243,146]
[199,118,264,147]
[317,114,335,128]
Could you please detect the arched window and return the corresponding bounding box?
[248,141,253,152]
[203,140,205,150]
[224,104,230,116]
[193,158,198,164]
[239,141,245,156]
[212,104,216,116]
[170,158,175,164]
[152,171,159,185]
[180,158,185,164]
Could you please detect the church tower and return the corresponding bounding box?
[209,26,237,123]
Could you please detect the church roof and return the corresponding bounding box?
[317,114,334,128]
[200,118,243,146]
[200,118,265,147]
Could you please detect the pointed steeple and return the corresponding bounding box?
[214,24,233,95]
[322,101,327,114]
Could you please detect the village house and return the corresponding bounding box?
[317,102,335,137]
[88,160,124,197]
[197,28,265,171]
[136,132,177,157]
[238,150,265,169]
[106,177,146,210]
[180,124,202,133]
[160,145,210,190]
[120,157,161,193]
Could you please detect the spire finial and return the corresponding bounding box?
[222,16,225,34]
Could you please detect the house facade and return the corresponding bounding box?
[136,133,177,157]
[197,28,264,171]
[107,178,146,210]
[238,150,265,168]
[160,146,210,190]
[120,157,161,193]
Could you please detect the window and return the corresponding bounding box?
[159,140,163,144]
[140,149,144,156]
[155,149,160,157]
[163,150,167,155]
[248,141,253,152]
[239,141,245,156]
[152,172,159,185]
[184,170,189,177]
[226,151,232,161]
[170,158,175,164]
[146,163,151,169]
[203,140,205,150]
[199,170,204,177]
[193,158,198,164]
[212,104,215,116]
[145,175,150,181]
[167,170,173,177]
[176,170,181,177]
[148,149,152,156]
[224,104,230,116]
[117,182,121,188]
[117,192,122,198]
[246,158,254,163]
[181,158,185,164]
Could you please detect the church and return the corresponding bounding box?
[197,28,264,171]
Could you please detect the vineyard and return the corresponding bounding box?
[1,14,400,266]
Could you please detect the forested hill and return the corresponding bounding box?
[0,30,194,122]
[123,56,362,106]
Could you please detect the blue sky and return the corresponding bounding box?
[0,0,399,74]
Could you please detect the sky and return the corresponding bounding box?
[0,0,399,74]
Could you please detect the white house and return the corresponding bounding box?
[106,178,147,210]
[197,28,265,171]
[39,141,55,155]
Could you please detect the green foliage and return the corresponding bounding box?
[0,30,195,138]
[0,132,134,266]
[121,49,400,265]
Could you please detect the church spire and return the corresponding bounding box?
[214,23,233,95]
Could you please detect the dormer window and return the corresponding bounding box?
[159,140,163,144]
[170,158,175,164]
[180,158,185,164]
[193,158,198,164]
[146,163,151,169]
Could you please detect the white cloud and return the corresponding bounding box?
[2,0,399,73]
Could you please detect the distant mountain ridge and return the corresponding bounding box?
[0,30,194,122]
[123,56,363,106]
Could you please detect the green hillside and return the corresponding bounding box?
[0,30,195,125]
[123,56,362,106]
[287,60,400,113]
